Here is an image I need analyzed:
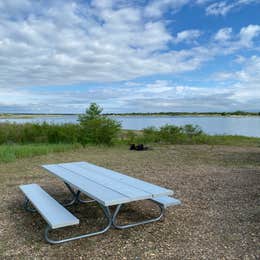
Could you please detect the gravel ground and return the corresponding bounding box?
[0,145,259,259]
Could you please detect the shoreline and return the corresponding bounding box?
[0,113,260,119]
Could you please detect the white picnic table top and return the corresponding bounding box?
[42,161,173,206]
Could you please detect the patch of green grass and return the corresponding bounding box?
[205,135,260,146]
[0,143,82,163]
[120,128,260,147]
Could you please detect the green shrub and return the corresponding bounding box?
[0,122,81,144]
[143,127,160,143]
[78,103,121,145]
[159,124,185,144]
[46,123,81,143]
[124,130,138,144]
[139,124,206,144]
[182,124,203,137]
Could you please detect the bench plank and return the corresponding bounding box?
[20,184,79,229]
[151,196,181,208]
[71,162,173,197]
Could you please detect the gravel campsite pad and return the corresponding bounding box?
[0,145,259,259]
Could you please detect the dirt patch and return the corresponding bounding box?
[0,145,259,259]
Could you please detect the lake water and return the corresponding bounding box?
[0,115,260,137]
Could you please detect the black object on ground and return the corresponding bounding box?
[129,144,149,151]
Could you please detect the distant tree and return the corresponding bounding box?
[78,103,103,122]
[78,103,121,145]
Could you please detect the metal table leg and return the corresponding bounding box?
[63,182,95,206]
[23,198,36,212]
[44,204,112,244]
[112,202,165,229]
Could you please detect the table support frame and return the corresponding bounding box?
[112,203,165,229]
[44,205,112,244]
[23,183,166,244]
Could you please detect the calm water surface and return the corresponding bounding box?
[0,115,260,137]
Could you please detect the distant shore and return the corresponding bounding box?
[106,111,260,117]
[0,111,259,119]
[0,114,68,119]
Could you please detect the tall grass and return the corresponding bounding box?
[121,125,260,146]
[0,143,82,163]
[122,124,208,145]
[0,122,259,163]
[202,135,260,146]
[0,122,81,144]
[0,116,121,145]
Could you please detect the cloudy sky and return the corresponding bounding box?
[0,0,260,113]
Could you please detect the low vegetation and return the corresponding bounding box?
[0,103,121,146]
[123,125,260,146]
[0,143,81,163]
[0,104,259,163]
[0,122,81,144]
[78,103,121,145]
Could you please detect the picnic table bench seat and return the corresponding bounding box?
[151,196,181,208]
[20,184,79,229]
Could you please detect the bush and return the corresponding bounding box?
[46,123,81,143]
[78,103,121,145]
[159,124,184,143]
[139,124,206,144]
[124,130,138,144]
[143,127,160,143]
[0,122,81,144]
[182,124,203,137]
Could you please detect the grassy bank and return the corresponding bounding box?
[122,127,260,147]
[1,122,260,163]
[0,143,82,163]
[2,122,260,146]
[200,135,260,146]
[0,135,259,163]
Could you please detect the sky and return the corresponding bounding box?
[0,0,260,113]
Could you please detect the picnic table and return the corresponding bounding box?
[20,161,181,244]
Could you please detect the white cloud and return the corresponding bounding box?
[0,0,210,90]
[144,0,189,18]
[206,0,259,16]
[0,0,259,113]
[214,28,233,42]
[138,80,173,93]
[0,68,259,113]
[206,1,234,16]
[173,30,202,44]
[212,55,260,105]
[212,72,235,81]
[239,24,260,47]
[212,24,260,52]
[2,53,259,113]
[0,1,258,92]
